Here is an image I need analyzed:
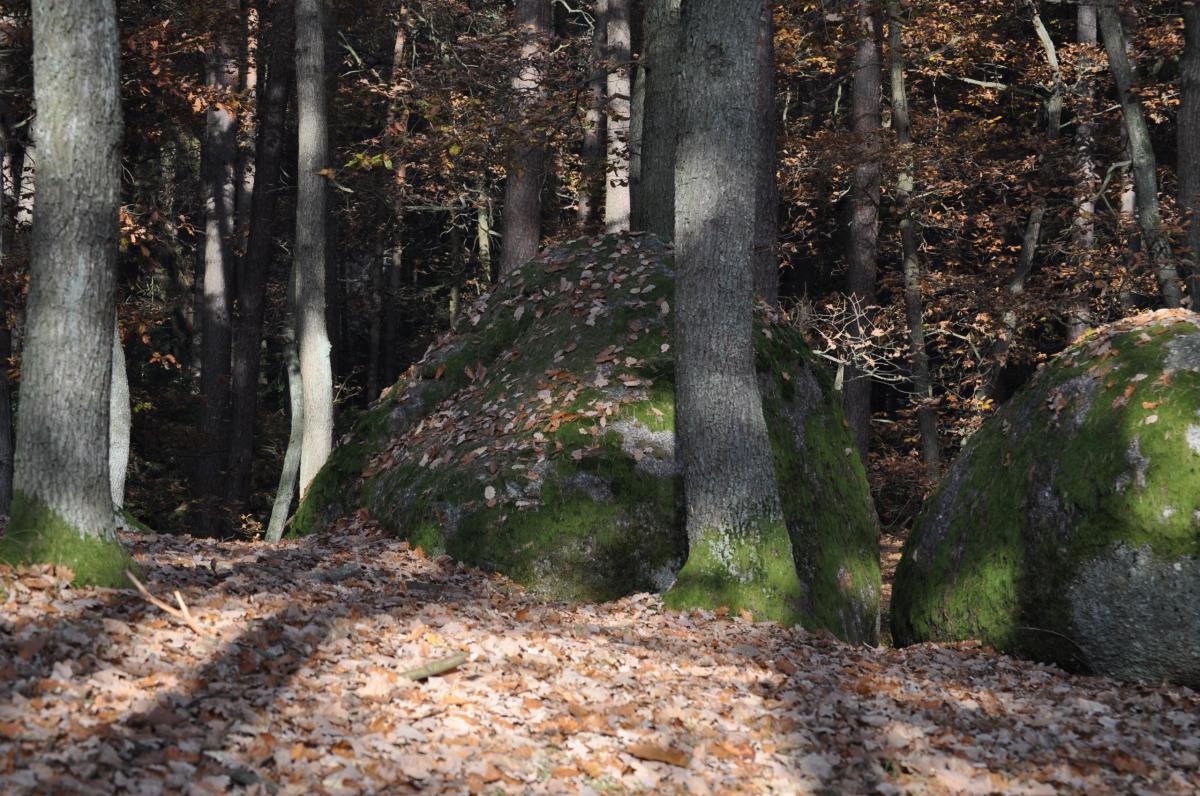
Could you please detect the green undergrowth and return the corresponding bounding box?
[0,492,139,587]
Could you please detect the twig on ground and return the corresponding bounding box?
[125,570,214,638]
[400,651,470,680]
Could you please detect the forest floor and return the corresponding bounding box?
[2,524,1199,795]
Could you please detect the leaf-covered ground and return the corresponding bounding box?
[1,525,1198,795]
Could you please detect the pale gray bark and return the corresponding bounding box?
[631,0,680,238]
[266,297,303,543]
[578,0,607,229]
[295,0,334,494]
[1098,0,1182,308]
[751,3,779,304]
[604,0,631,232]
[844,0,883,460]
[0,124,13,515]
[888,0,939,479]
[13,0,122,540]
[1029,1,1064,140]
[384,7,410,384]
[672,0,797,593]
[1180,2,1200,298]
[1068,0,1099,339]
[109,320,130,510]
[499,0,551,276]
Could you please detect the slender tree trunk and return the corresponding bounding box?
[295,0,334,495]
[384,6,410,384]
[1029,1,1064,140]
[109,319,130,511]
[227,0,295,517]
[605,0,631,232]
[843,0,884,461]
[979,206,1045,404]
[1068,0,1099,339]
[752,3,779,304]
[888,0,939,479]
[631,0,681,238]
[577,0,607,229]
[499,0,551,276]
[1,0,132,584]
[664,0,804,625]
[0,124,13,516]
[1180,2,1200,298]
[1098,0,1182,308]
[266,283,303,543]
[197,0,241,530]
[476,182,493,282]
[367,244,384,400]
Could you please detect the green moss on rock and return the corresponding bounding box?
[294,233,880,642]
[0,492,138,587]
[892,310,1200,686]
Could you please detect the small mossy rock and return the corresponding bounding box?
[295,233,880,642]
[892,309,1200,686]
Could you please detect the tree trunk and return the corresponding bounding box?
[266,282,303,543]
[1,0,132,584]
[499,0,551,276]
[843,0,884,461]
[0,125,13,516]
[664,0,803,626]
[109,319,130,511]
[1181,2,1200,298]
[1098,0,1182,308]
[751,3,779,304]
[476,182,493,282]
[577,0,607,229]
[1068,0,1099,339]
[227,0,295,518]
[295,0,334,495]
[604,0,631,232]
[888,0,939,480]
[384,6,410,382]
[630,0,680,238]
[197,0,241,530]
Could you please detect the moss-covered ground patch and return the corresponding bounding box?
[0,492,138,587]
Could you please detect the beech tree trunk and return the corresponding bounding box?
[384,6,411,386]
[604,0,631,232]
[227,0,295,517]
[197,0,241,530]
[109,320,130,511]
[1181,2,1200,298]
[499,0,551,276]
[266,279,303,543]
[295,0,334,496]
[1098,0,1182,308]
[1,0,132,584]
[0,126,12,516]
[577,0,607,229]
[664,0,803,626]
[888,0,939,479]
[752,3,779,304]
[631,0,681,238]
[844,0,883,461]
[1068,0,1099,339]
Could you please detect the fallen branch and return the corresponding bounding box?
[400,651,469,681]
[125,570,214,638]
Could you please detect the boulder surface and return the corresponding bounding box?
[893,309,1200,685]
[295,233,880,642]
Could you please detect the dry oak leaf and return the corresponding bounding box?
[626,741,690,768]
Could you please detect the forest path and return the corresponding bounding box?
[1,524,1197,795]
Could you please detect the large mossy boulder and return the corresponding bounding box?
[893,310,1200,685]
[295,233,880,642]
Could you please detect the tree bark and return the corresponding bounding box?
[605,0,631,232]
[664,0,803,625]
[1068,0,1099,339]
[197,0,242,530]
[266,279,304,543]
[109,319,130,511]
[630,0,680,238]
[227,0,295,518]
[1180,2,1200,298]
[843,0,884,461]
[499,0,551,276]
[295,0,334,495]
[577,0,607,229]
[0,125,13,516]
[1,0,131,584]
[887,0,939,480]
[1098,0,1182,308]
[751,3,779,304]
[384,6,411,386]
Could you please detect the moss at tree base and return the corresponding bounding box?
[1,492,138,587]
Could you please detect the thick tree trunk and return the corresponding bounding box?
[577,0,607,229]
[843,1,884,461]
[1180,2,1200,298]
[664,0,803,625]
[0,126,13,516]
[499,0,551,276]
[888,0,939,479]
[197,0,241,530]
[605,0,631,232]
[109,319,130,511]
[1,0,132,584]
[295,0,334,495]
[266,287,303,543]
[1098,0,1182,308]
[751,3,779,304]
[227,0,295,517]
[1068,0,1099,339]
[630,0,681,238]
